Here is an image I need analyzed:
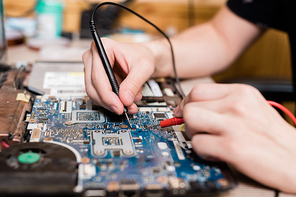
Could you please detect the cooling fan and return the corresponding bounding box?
[0,142,78,196]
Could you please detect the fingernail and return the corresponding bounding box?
[126,90,134,101]
[111,105,119,114]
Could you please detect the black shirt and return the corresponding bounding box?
[227,0,296,92]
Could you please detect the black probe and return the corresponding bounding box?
[89,11,131,127]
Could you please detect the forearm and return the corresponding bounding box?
[144,6,264,78]
[167,23,232,78]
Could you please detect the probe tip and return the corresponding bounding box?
[124,112,132,128]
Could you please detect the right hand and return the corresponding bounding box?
[83,38,156,115]
[173,84,296,193]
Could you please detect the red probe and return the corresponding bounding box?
[159,117,184,128]
[148,100,296,129]
[156,101,296,128]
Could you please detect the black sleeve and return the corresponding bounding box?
[227,0,287,31]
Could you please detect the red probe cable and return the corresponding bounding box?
[158,101,296,128]
[267,100,296,126]
[159,117,184,128]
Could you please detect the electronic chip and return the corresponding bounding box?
[153,112,166,119]
[71,110,105,124]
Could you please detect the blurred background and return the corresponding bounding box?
[3,0,293,116]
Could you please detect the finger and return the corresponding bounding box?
[127,103,138,114]
[185,98,230,114]
[175,99,227,118]
[174,83,232,117]
[124,92,142,114]
[83,49,100,104]
[183,103,228,136]
[134,92,142,103]
[191,134,225,161]
[83,49,119,113]
[90,42,125,114]
[119,58,154,107]
[83,49,93,90]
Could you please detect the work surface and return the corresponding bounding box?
[6,39,296,197]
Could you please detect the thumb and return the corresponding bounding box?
[119,60,154,107]
[174,102,184,117]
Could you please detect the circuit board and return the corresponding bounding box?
[0,79,236,197]
[22,94,236,196]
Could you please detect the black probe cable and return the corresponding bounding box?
[89,2,186,100]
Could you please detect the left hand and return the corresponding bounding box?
[83,38,156,115]
[174,83,296,193]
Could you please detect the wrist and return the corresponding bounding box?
[142,39,174,78]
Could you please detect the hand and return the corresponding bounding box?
[83,38,155,114]
[174,83,296,193]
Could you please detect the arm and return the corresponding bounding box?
[147,5,265,78]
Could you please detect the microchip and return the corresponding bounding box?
[173,161,181,167]
[71,110,105,123]
[153,113,166,119]
[103,137,122,146]
[153,168,160,173]
[113,150,121,157]
[80,104,86,109]
[37,108,46,111]
[105,129,112,133]
[77,112,101,121]
[38,118,48,123]
[120,179,139,191]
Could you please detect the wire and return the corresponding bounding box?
[1,141,9,148]
[274,190,279,197]
[188,0,195,27]
[13,65,25,89]
[91,2,186,98]
[267,100,296,126]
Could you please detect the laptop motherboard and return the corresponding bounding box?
[0,78,236,197]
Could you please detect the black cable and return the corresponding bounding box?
[274,190,279,197]
[188,0,195,27]
[90,2,185,98]
[14,65,25,89]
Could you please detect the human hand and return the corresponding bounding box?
[83,38,156,115]
[174,83,296,193]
